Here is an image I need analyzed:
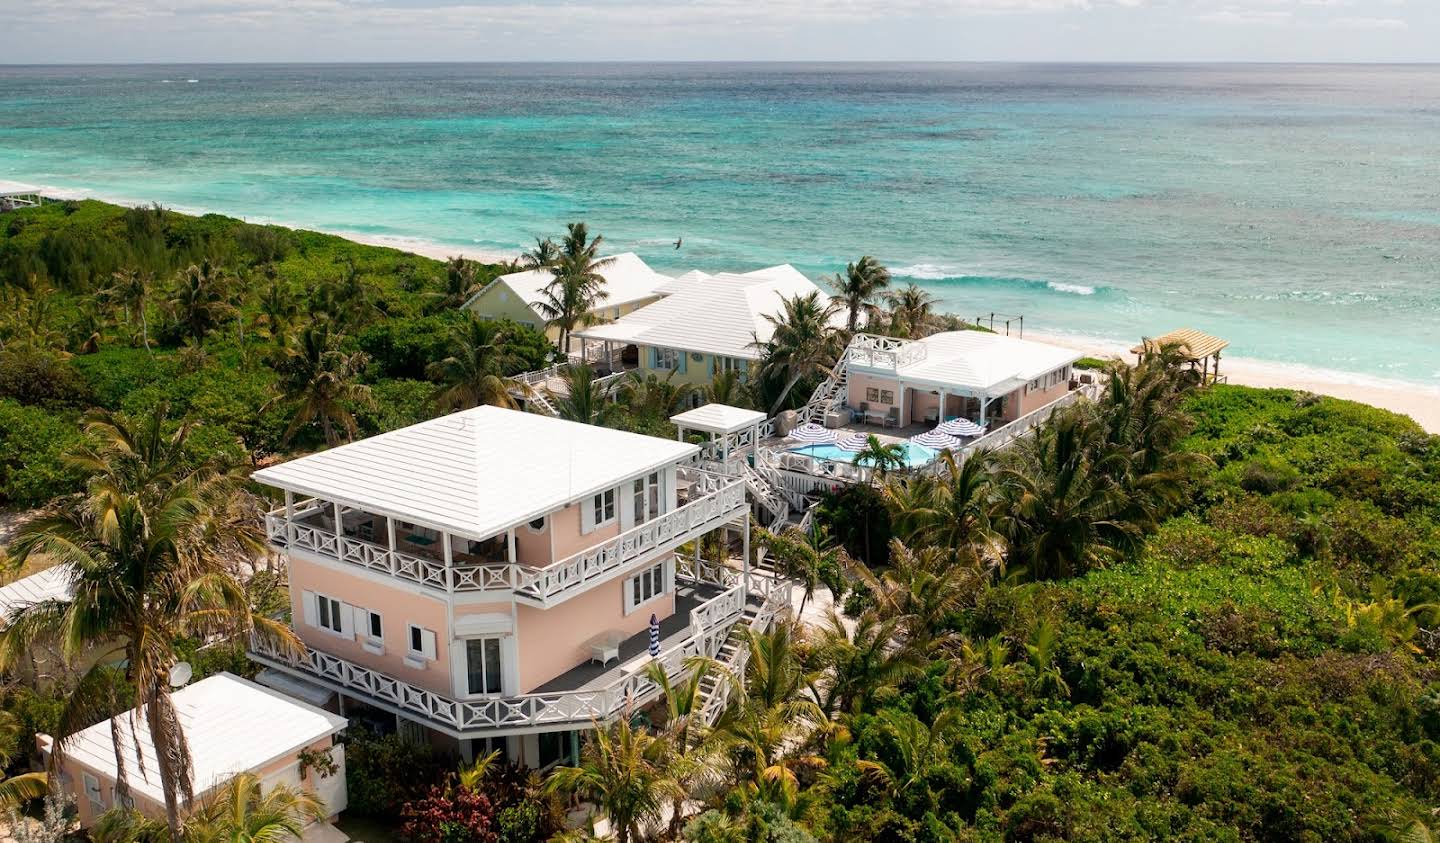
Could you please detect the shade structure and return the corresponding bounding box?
[911,430,961,450]
[938,417,985,437]
[787,422,836,444]
[834,432,872,452]
[648,613,661,657]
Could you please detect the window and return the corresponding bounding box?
[717,357,744,375]
[363,609,383,640]
[317,595,343,635]
[654,348,679,370]
[527,515,546,532]
[625,561,668,613]
[82,772,104,813]
[465,637,504,695]
[592,489,616,528]
[408,624,437,661]
[632,472,661,523]
[538,730,577,769]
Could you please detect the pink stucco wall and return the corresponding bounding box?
[1016,379,1070,416]
[549,499,619,560]
[288,554,454,695]
[514,565,674,693]
[846,372,901,413]
[514,517,550,565]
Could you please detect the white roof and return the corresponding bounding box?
[0,565,75,623]
[857,331,1082,395]
[57,673,346,805]
[466,252,670,314]
[575,265,828,361]
[252,406,698,539]
[670,404,768,435]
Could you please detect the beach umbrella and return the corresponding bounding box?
[938,417,985,437]
[834,432,872,452]
[911,429,961,450]
[648,613,661,657]
[787,422,836,444]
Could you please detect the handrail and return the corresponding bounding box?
[251,578,751,733]
[267,467,746,604]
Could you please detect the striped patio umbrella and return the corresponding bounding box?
[834,432,872,452]
[787,422,836,444]
[938,417,985,437]
[648,613,661,657]
[911,429,961,450]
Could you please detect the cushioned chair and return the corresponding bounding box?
[884,407,901,428]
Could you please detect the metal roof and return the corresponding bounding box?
[1131,328,1230,360]
[0,565,75,623]
[852,331,1082,395]
[575,265,829,360]
[465,252,671,313]
[252,406,698,539]
[56,673,346,806]
[670,404,767,435]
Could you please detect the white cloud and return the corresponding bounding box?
[1330,14,1407,27]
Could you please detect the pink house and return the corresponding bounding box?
[40,673,348,829]
[840,331,1082,430]
[249,406,762,768]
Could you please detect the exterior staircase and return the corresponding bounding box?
[698,600,767,725]
[735,459,790,527]
[800,351,851,424]
[525,389,560,417]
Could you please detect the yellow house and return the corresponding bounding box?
[573,264,831,387]
[462,252,671,350]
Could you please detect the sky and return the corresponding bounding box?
[0,0,1435,64]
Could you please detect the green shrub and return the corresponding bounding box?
[0,399,85,504]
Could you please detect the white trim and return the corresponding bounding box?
[623,559,670,616]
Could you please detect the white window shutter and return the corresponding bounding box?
[580,497,595,535]
[338,603,356,639]
[420,629,437,660]
[301,591,317,627]
[352,605,369,637]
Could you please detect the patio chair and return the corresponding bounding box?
[855,401,869,424]
[884,407,901,428]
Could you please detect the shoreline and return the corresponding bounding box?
[1027,328,1440,434]
[9,179,1438,433]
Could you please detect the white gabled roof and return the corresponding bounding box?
[57,673,346,806]
[467,252,671,314]
[575,265,828,361]
[252,407,698,539]
[864,331,1081,394]
[670,404,767,436]
[0,565,75,623]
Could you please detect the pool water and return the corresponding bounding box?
[788,442,938,468]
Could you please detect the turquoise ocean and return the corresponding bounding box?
[2,63,1438,384]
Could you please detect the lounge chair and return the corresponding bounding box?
[884,407,900,428]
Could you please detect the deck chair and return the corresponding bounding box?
[884,407,901,428]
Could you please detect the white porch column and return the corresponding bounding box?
[332,501,343,542]
[386,517,398,574]
[939,389,948,423]
[507,529,517,563]
[284,490,295,545]
[898,381,907,426]
[979,392,989,426]
[442,532,453,564]
[741,512,751,600]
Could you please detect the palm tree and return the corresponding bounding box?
[254,275,299,346]
[752,292,844,416]
[992,410,1137,580]
[806,611,920,717]
[851,434,906,477]
[543,717,681,843]
[441,255,481,308]
[0,483,299,841]
[752,524,851,616]
[107,269,154,355]
[425,316,527,411]
[853,708,959,805]
[268,324,374,446]
[91,771,323,843]
[647,660,719,838]
[314,259,381,330]
[521,236,560,270]
[883,449,999,569]
[167,261,236,345]
[850,540,979,653]
[0,710,46,809]
[885,282,937,338]
[832,255,891,334]
[535,223,613,354]
[553,363,614,426]
[703,370,754,409]
[619,370,696,419]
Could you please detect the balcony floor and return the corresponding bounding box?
[533,581,752,694]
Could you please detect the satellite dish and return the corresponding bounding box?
[168,662,193,689]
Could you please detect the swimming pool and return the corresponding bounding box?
[787,442,939,469]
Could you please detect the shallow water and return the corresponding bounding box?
[2,63,1437,382]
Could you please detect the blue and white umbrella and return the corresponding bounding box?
[648,613,661,657]
[938,417,985,437]
[834,432,872,452]
[911,430,961,450]
[787,422,836,444]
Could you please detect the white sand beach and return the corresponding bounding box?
[1027,329,1440,434]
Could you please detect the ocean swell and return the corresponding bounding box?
[891,264,1103,297]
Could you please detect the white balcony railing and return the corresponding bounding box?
[845,333,927,371]
[267,468,746,607]
[250,578,755,735]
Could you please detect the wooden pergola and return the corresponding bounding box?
[1131,328,1229,385]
